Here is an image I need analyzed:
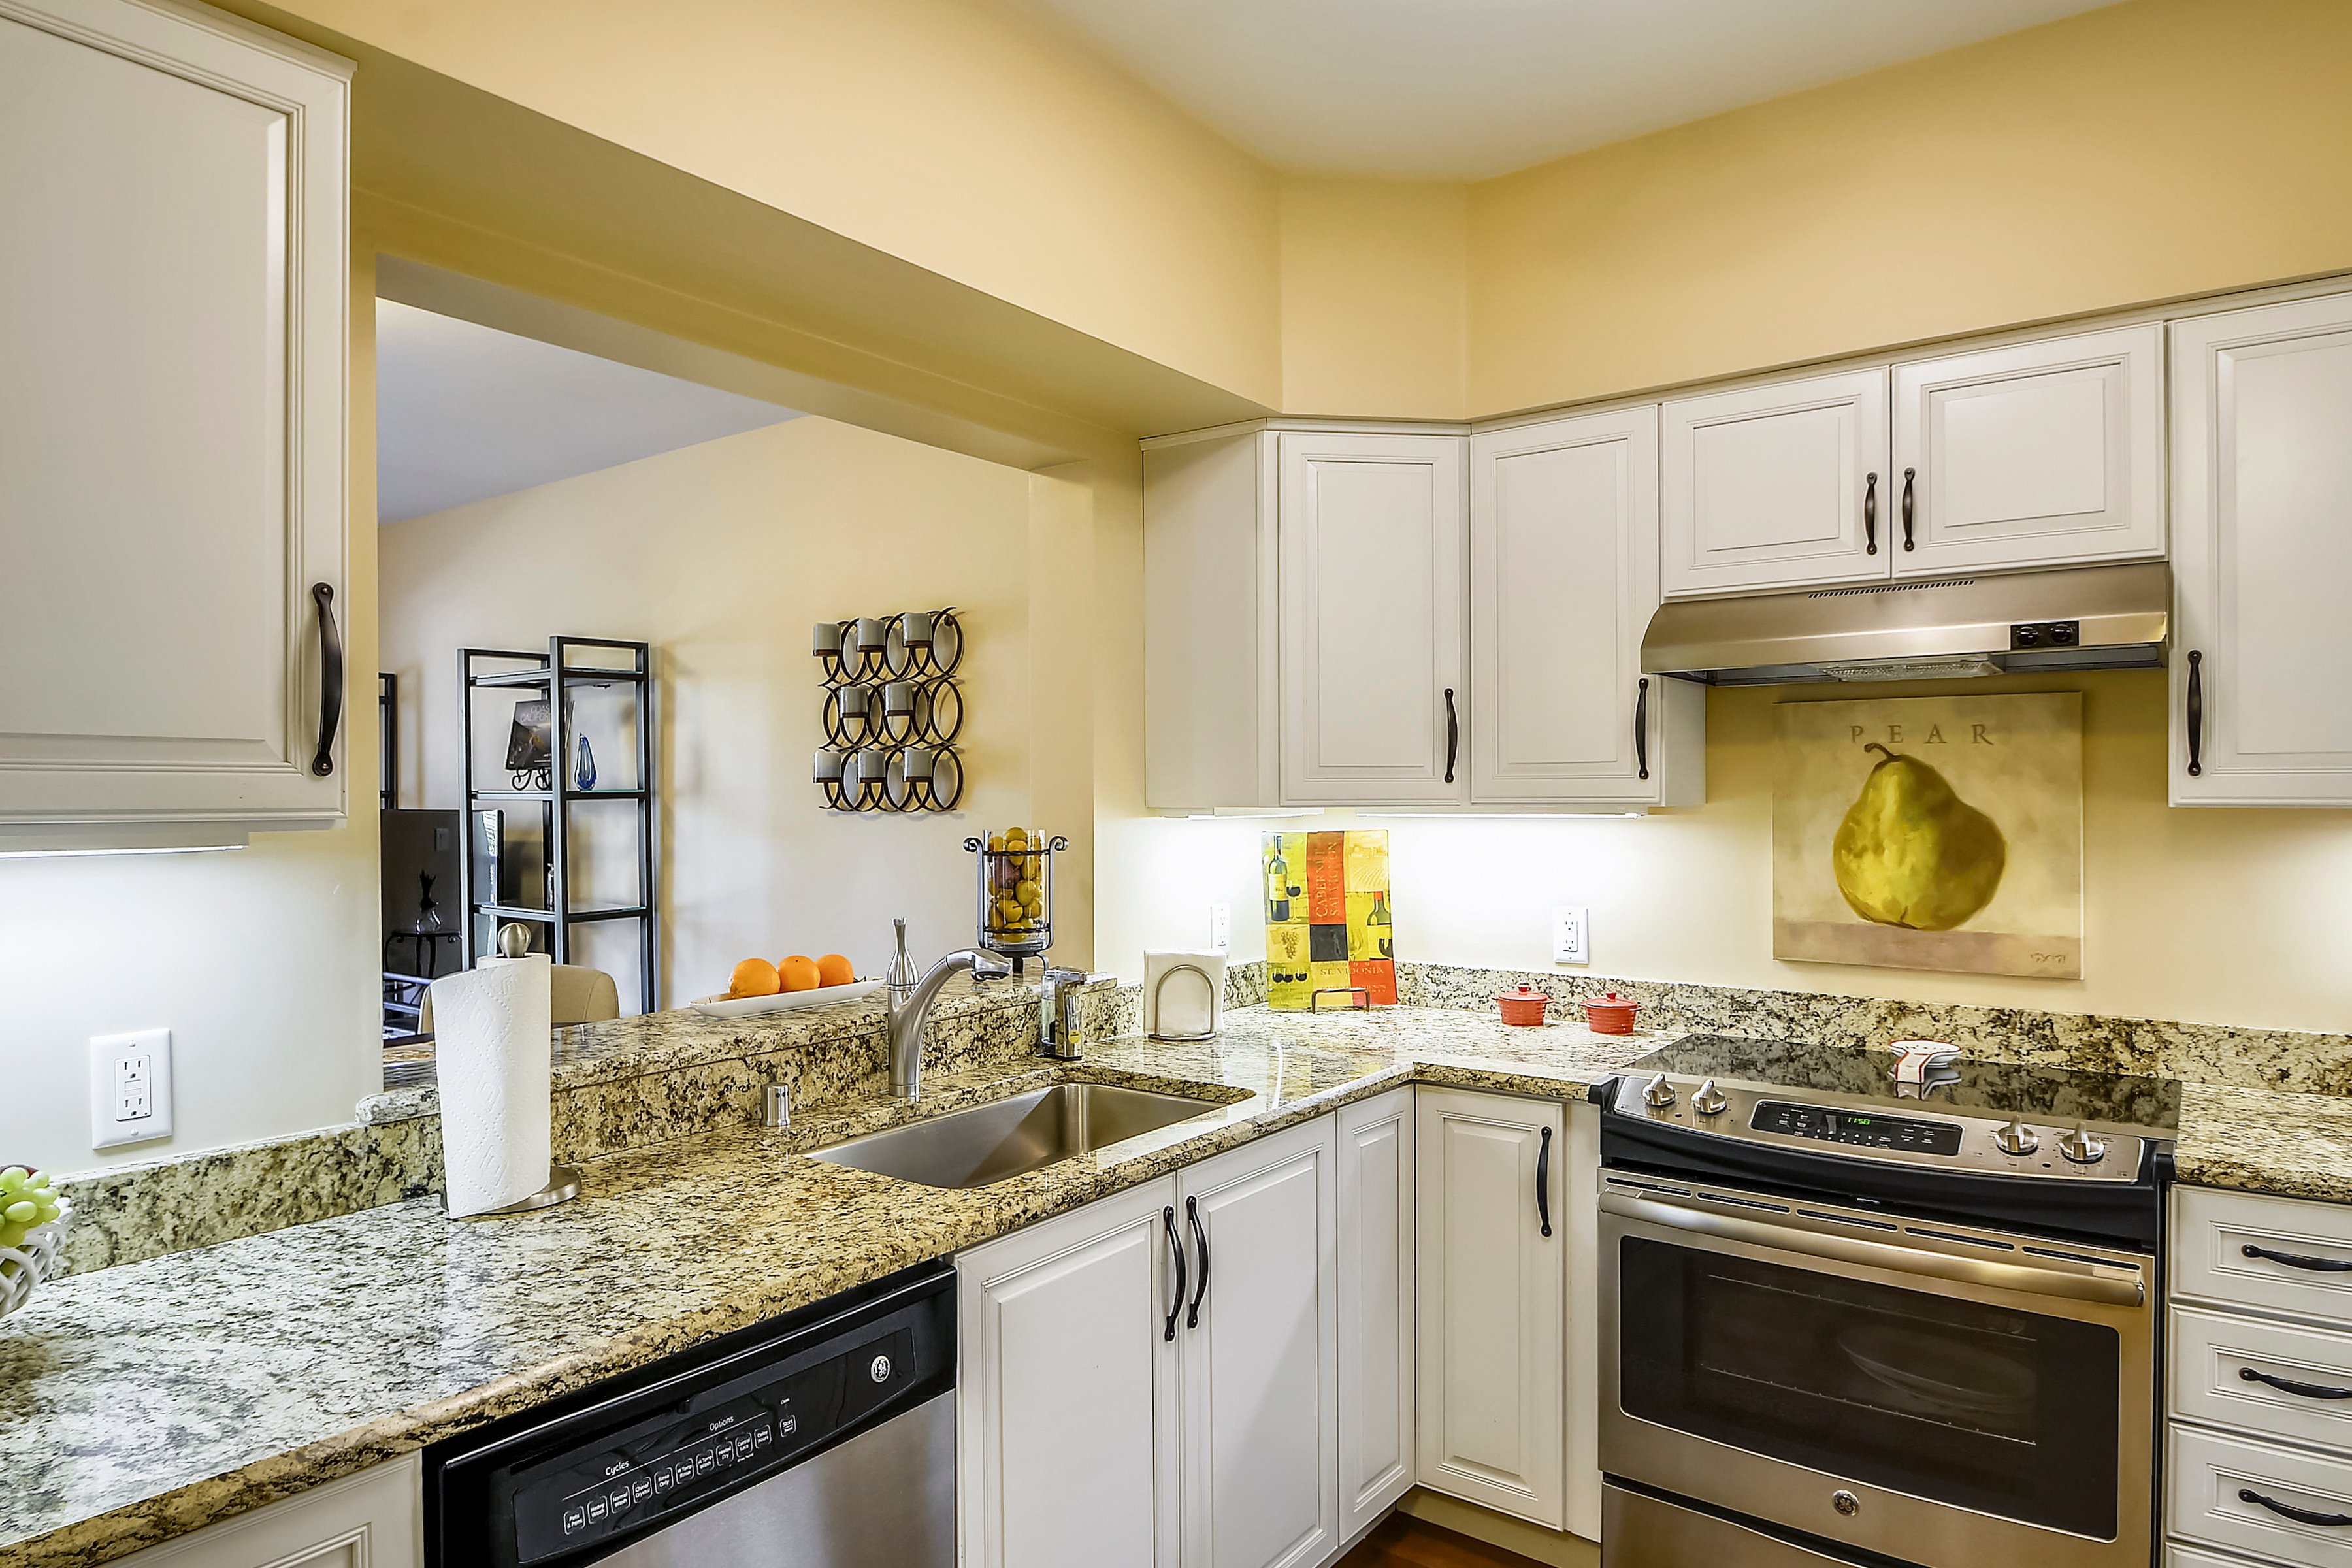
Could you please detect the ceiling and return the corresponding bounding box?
[1013,0,2119,178]
[375,300,801,524]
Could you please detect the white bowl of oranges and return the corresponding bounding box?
[688,952,883,1019]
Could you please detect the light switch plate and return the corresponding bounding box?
[90,1028,172,1149]
[1552,906,1590,965]
[1210,904,1231,954]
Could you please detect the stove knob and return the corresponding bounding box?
[2059,1124,2110,1164]
[1992,1119,2038,1156]
[1691,1079,1728,1117]
[1641,1073,1677,1109]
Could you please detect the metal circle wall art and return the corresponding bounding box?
[811,608,964,812]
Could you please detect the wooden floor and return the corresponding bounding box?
[1336,1514,1552,1568]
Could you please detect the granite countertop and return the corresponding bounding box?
[0,1006,1647,1567]
[6,998,2347,1567]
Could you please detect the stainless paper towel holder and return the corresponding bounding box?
[446,921,583,1220]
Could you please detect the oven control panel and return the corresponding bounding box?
[1751,1100,1962,1155]
[1606,1073,2154,1184]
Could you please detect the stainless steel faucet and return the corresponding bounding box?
[889,946,1011,1101]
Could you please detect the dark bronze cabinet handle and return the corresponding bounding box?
[310,583,342,777]
[2242,1365,2352,1400]
[2244,1242,2352,1272]
[1443,688,1458,784]
[1535,1124,1553,1239]
[1863,472,1878,555]
[1901,467,1917,551]
[1185,1195,1211,1329]
[2186,650,2204,777]
[1635,678,1650,781]
[2240,1488,2352,1528]
[1163,1205,1184,1342]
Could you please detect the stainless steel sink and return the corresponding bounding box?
[809,1083,1229,1189]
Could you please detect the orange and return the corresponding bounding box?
[728,958,780,998]
[777,955,822,992]
[815,953,855,988]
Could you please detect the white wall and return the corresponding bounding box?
[0,250,383,1181]
[379,415,1045,1002]
[1098,672,2352,1037]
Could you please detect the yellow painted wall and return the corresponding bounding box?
[1468,0,2352,414]
[378,414,1078,999]
[257,0,1284,409]
[1280,178,1467,418]
[1100,673,2352,1039]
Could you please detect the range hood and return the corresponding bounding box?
[1640,562,2170,685]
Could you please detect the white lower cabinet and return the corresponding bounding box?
[116,1454,419,1568]
[1414,1087,1567,1529]
[1179,1117,1342,1568]
[1335,1088,1416,1543]
[956,1176,1183,1568]
[955,1117,1343,1568]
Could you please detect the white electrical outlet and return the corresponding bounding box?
[1210,903,1232,954]
[90,1029,172,1149]
[1552,906,1590,965]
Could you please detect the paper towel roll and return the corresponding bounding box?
[431,953,553,1218]
[1144,949,1224,1040]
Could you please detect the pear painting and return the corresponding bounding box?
[1831,743,2007,930]
[1774,694,2082,979]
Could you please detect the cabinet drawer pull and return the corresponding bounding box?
[1443,688,1458,785]
[1863,471,1878,555]
[2242,1365,2352,1400]
[1634,678,1650,782]
[310,583,342,777]
[2243,1242,2352,1272]
[1901,467,1917,551]
[1535,1124,1553,1239]
[1185,1195,1211,1329]
[2240,1488,2352,1528]
[2186,650,2204,777]
[1162,1205,1184,1342]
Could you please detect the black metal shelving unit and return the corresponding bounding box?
[458,636,657,1013]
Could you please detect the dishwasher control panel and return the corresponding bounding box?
[425,1262,955,1568]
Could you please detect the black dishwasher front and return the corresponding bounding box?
[426,1260,954,1568]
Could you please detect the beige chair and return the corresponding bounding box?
[417,964,622,1034]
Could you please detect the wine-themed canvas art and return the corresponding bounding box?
[1263,829,1396,1009]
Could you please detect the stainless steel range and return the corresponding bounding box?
[1592,1035,2180,1568]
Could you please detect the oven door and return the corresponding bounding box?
[1600,1178,2153,1568]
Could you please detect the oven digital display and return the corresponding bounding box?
[1749,1100,1962,1155]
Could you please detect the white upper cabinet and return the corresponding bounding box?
[1891,325,2164,576]
[1471,408,1701,807]
[1280,432,1468,805]
[1661,368,1890,598]
[0,0,350,847]
[2169,292,2352,806]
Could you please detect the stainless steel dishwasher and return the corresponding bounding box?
[426,1260,954,1568]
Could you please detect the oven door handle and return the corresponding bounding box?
[1601,1190,2146,1307]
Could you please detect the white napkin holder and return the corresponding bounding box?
[1144,949,1224,1042]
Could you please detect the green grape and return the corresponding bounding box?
[0,1168,25,1194]
[36,1200,59,1224]
[0,1224,24,1251]
[3,1201,33,1226]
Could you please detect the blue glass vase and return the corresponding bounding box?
[574,732,598,791]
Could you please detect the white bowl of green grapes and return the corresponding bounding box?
[0,1167,70,1321]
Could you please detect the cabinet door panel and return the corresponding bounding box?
[1893,325,2163,575]
[0,0,347,834]
[116,1453,418,1567]
[958,1179,1180,1568]
[1416,1088,1566,1528]
[1471,408,1698,806]
[1661,370,1889,597]
[1337,1088,1415,1541]
[1280,433,1467,803]
[2170,294,2352,804]
[1180,1117,1340,1568]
